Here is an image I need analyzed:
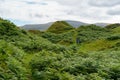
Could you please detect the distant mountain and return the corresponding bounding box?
[22,20,88,30]
[94,23,109,27]
[22,22,53,31]
[66,20,88,28]
[22,20,109,31]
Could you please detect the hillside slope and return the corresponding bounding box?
[0,18,120,80]
[47,21,74,34]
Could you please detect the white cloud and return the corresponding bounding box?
[107,6,120,15]
[0,0,120,25]
[89,0,120,7]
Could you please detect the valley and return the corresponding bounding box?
[0,18,120,80]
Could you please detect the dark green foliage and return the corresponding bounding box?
[0,19,20,36]
[41,32,63,43]
[30,51,120,80]
[107,34,120,40]
[41,30,75,45]
[0,18,120,80]
[105,23,120,29]
[76,24,110,42]
[0,40,28,80]
[28,30,44,35]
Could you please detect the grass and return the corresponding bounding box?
[0,18,120,80]
[47,21,74,34]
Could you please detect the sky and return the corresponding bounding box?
[0,0,120,26]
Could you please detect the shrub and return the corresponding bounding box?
[107,34,120,40]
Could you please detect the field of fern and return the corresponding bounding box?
[0,18,120,80]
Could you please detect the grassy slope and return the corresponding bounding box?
[0,19,71,80]
[47,21,74,34]
[79,26,120,52]
[0,18,120,80]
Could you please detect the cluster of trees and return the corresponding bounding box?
[0,18,120,80]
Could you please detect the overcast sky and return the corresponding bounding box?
[0,0,120,25]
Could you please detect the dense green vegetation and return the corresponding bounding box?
[0,18,120,80]
[105,23,120,29]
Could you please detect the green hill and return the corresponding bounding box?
[0,18,70,80]
[76,24,111,42]
[0,18,120,80]
[105,23,120,29]
[47,21,74,34]
[39,24,111,45]
[0,18,23,36]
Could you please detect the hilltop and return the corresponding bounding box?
[47,21,74,34]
